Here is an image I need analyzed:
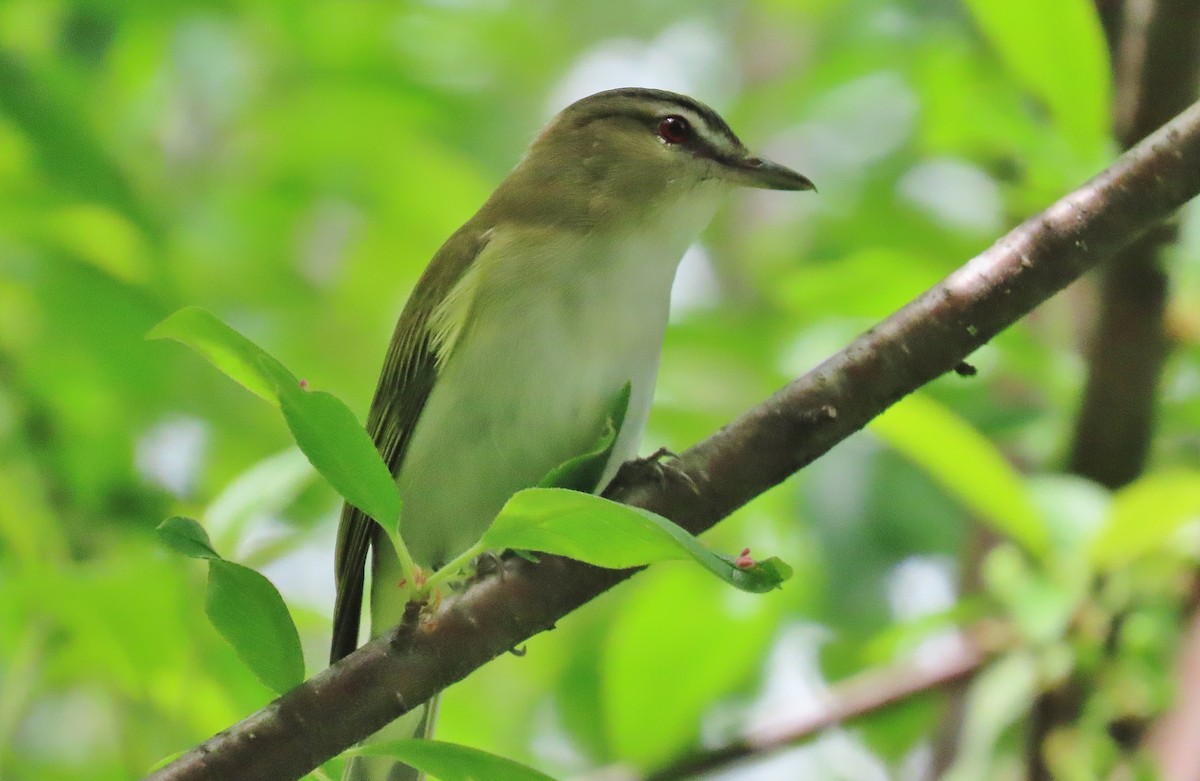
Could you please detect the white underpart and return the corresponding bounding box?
[371,185,724,633]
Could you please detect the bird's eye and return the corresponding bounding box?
[657,115,692,144]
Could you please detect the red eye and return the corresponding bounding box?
[657,115,692,144]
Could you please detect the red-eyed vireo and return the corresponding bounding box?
[331,87,813,780]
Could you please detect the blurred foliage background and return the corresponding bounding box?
[2,0,1199,779]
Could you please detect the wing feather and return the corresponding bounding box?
[329,227,490,663]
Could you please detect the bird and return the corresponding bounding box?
[331,87,813,780]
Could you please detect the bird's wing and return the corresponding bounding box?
[330,226,490,663]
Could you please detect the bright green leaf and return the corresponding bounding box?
[205,559,305,695]
[349,739,557,781]
[1090,469,1200,567]
[150,306,402,528]
[538,382,631,492]
[278,383,401,528]
[204,448,316,551]
[147,306,297,406]
[870,393,1048,557]
[155,516,305,695]
[146,751,186,773]
[484,488,791,593]
[961,0,1110,157]
[156,516,221,561]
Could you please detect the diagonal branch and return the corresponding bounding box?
[643,629,996,781]
[147,98,1200,781]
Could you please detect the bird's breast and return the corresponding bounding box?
[395,220,703,569]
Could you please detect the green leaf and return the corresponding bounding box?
[146,751,186,773]
[348,739,557,781]
[156,515,306,694]
[205,559,305,695]
[961,0,1110,158]
[1026,474,1110,558]
[156,516,221,560]
[147,306,297,406]
[941,652,1040,781]
[538,382,631,491]
[483,488,791,593]
[278,382,401,528]
[1090,470,1200,567]
[861,598,990,665]
[204,448,316,551]
[603,566,782,767]
[983,545,1084,644]
[870,393,1048,557]
[149,306,402,528]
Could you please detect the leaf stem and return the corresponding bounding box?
[423,540,487,594]
[382,524,419,601]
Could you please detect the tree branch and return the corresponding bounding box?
[1068,0,1200,489]
[147,98,1200,781]
[643,630,994,781]
[1033,2,1200,777]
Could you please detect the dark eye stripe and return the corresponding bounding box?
[572,88,742,148]
[611,88,741,147]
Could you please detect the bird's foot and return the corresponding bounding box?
[469,551,505,583]
[424,585,443,615]
[614,446,701,495]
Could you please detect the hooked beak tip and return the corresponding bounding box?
[735,156,816,192]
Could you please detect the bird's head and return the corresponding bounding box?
[494,88,814,229]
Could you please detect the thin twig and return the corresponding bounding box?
[644,632,995,781]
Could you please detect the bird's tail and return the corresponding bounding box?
[343,695,439,781]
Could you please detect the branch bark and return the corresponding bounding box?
[1068,0,1200,488]
[147,98,1200,781]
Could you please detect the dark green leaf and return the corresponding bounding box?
[0,51,158,235]
[538,382,631,492]
[205,559,305,695]
[349,739,557,781]
[483,488,791,593]
[156,516,221,560]
[147,306,297,406]
[278,383,401,528]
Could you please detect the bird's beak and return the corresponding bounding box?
[718,153,816,192]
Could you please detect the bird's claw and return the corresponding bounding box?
[615,446,701,495]
[470,551,504,582]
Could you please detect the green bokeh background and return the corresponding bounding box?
[2,0,1198,779]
